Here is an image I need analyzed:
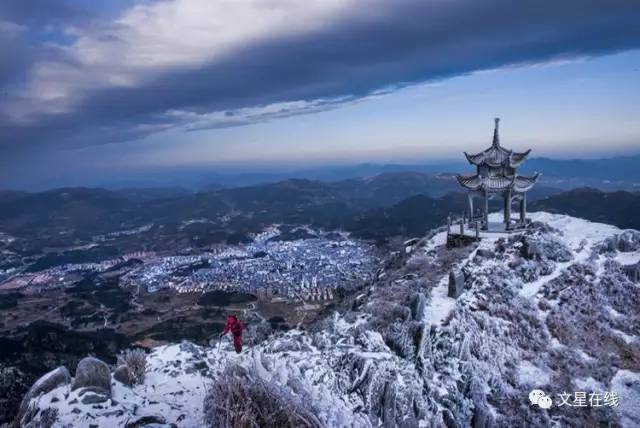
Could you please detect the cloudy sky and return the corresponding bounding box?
[1,0,640,189]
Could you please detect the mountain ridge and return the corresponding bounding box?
[13,212,640,427]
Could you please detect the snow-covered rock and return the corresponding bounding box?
[113,365,133,386]
[17,366,70,425]
[611,370,640,427]
[71,357,111,395]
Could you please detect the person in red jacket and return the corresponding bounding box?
[219,314,243,353]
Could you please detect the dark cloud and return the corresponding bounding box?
[1,0,640,156]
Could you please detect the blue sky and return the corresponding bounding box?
[1,0,639,188]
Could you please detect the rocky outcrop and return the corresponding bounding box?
[601,230,640,253]
[16,367,70,425]
[618,230,640,252]
[71,357,111,395]
[519,234,572,262]
[11,214,639,428]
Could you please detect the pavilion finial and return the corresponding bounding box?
[492,117,500,147]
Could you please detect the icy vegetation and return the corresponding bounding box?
[15,213,640,427]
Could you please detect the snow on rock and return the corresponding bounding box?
[20,213,640,428]
[530,212,620,250]
[71,357,111,395]
[616,252,640,266]
[611,370,640,427]
[518,360,552,387]
[28,342,214,427]
[573,376,605,392]
[17,366,71,426]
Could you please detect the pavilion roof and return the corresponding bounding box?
[464,118,531,167]
[456,172,540,193]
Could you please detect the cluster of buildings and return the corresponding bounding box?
[119,228,377,298]
[256,280,335,302]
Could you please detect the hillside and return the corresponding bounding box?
[15,213,640,427]
[531,188,640,230]
[0,174,564,251]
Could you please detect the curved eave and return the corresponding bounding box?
[464,152,485,165]
[484,176,516,191]
[457,174,521,192]
[456,174,482,190]
[465,146,514,167]
[510,149,532,167]
[513,172,541,192]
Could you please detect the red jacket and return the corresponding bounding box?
[222,316,243,337]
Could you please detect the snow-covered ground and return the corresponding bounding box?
[20,212,640,428]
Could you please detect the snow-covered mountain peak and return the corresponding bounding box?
[17,213,640,428]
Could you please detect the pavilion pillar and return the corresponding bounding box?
[468,194,474,220]
[483,191,489,230]
[504,190,511,228]
[520,193,527,223]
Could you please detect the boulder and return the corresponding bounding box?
[475,249,495,259]
[113,365,134,387]
[521,236,572,262]
[125,415,167,428]
[179,341,205,359]
[81,393,109,405]
[448,271,465,298]
[410,292,427,320]
[17,366,71,422]
[71,357,111,395]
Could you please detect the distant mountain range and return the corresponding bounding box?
[8,154,640,192]
[1,172,639,259]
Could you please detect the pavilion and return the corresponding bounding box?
[456,118,539,231]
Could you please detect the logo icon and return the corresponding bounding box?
[529,389,552,409]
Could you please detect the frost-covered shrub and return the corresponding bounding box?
[510,258,541,282]
[540,263,597,301]
[335,352,431,427]
[364,300,410,327]
[1,365,30,424]
[600,230,640,253]
[544,262,640,373]
[520,234,573,262]
[243,321,273,347]
[117,348,147,385]
[405,253,431,271]
[600,261,640,312]
[204,364,323,428]
[486,297,550,353]
[527,220,557,234]
[382,321,420,359]
[266,332,313,353]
